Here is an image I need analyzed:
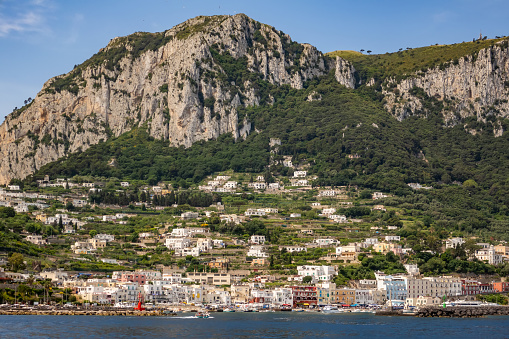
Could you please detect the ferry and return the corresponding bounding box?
[444,300,498,307]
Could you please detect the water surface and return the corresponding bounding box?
[1,312,508,338]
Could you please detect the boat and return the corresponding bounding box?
[444,300,498,307]
[322,305,342,314]
[292,308,304,312]
[223,308,235,312]
[195,311,210,318]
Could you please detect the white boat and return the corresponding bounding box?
[322,306,342,314]
[292,308,305,312]
[444,300,498,307]
[223,308,235,312]
[195,311,210,318]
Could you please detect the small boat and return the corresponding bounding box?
[292,308,304,312]
[322,306,342,314]
[223,308,235,312]
[195,311,210,319]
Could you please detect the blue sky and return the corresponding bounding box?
[1,0,508,121]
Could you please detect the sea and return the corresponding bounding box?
[1,313,508,338]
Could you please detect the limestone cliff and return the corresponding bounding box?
[0,14,355,185]
[382,42,509,128]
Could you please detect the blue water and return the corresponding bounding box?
[1,313,508,338]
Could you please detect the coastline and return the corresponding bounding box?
[1,305,509,318]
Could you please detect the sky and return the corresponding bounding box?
[1,0,508,121]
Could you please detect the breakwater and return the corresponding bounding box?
[0,308,179,316]
[417,306,509,318]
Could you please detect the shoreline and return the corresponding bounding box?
[1,306,509,318]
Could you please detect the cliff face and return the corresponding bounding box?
[383,42,509,128]
[0,14,355,185]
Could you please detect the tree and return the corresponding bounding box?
[367,50,372,54]
[9,253,25,272]
[302,276,313,284]
[89,230,97,238]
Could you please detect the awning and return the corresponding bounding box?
[341,304,350,307]
[303,303,309,305]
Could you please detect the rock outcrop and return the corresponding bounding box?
[383,42,509,125]
[0,14,355,185]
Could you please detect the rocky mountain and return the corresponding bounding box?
[329,39,509,132]
[1,14,509,185]
[0,14,355,185]
[382,43,509,132]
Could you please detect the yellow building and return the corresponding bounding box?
[331,288,355,305]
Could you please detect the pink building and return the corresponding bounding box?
[118,273,147,285]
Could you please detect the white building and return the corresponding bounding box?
[319,190,336,197]
[197,238,213,252]
[14,204,29,213]
[445,238,465,249]
[71,241,96,254]
[26,235,47,246]
[364,238,379,245]
[165,238,191,250]
[95,234,115,242]
[247,245,268,258]
[279,246,307,253]
[405,277,462,299]
[245,209,266,217]
[355,289,375,305]
[385,235,401,242]
[250,235,266,244]
[224,181,237,189]
[120,182,130,187]
[213,239,226,248]
[314,238,338,247]
[175,247,201,257]
[336,244,361,255]
[293,171,307,178]
[268,183,281,190]
[297,265,336,282]
[475,246,504,265]
[272,288,293,306]
[321,208,336,216]
[248,182,267,190]
[330,214,347,223]
[171,228,191,238]
[372,192,387,200]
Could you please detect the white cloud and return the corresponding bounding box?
[0,0,52,37]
